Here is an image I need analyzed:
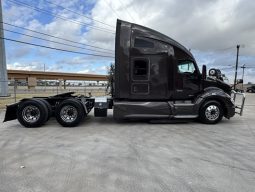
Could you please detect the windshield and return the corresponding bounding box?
[178,60,196,74]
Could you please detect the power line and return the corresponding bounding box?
[7,0,114,33]
[116,0,135,22]
[7,0,115,34]
[2,22,114,52]
[2,28,114,55]
[189,46,237,55]
[130,2,139,20]
[43,0,115,29]
[212,46,236,52]
[102,0,122,19]
[8,0,115,33]
[218,65,255,69]
[1,37,115,58]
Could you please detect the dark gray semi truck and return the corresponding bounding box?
[3,20,245,127]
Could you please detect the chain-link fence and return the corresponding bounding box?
[0,80,108,108]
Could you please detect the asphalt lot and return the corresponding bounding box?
[0,94,255,192]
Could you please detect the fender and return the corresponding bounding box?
[3,98,38,122]
[4,102,19,122]
[194,87,235,119]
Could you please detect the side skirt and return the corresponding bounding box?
[113,100,199,120]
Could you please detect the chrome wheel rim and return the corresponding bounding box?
[205,105,220,121]
[60,105,78,123]
[22,105,40,123]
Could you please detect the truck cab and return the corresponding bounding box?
[113,19,241,124]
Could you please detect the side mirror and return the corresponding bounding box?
[202,65,207,80]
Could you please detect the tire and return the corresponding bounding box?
[35,99,53,120]
[199,100,223,124]
[55,99,85,127]
[17,99,48,128]
[209,69,216,76]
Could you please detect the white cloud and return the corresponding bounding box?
[5,0,255,55]
[3,0,255,82]
[3,2,36,26]
[77,69,91,73]
[7,61,45,71]
[77,64,109,74]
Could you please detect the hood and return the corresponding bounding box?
[204,78,232,95]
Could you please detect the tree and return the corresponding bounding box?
[106,63,115,96]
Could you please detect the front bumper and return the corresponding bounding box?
[231,90,246,116]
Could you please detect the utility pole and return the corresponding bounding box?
[0,0,8,97]
[44,63,46,91]
[233,45,240,90]
[241,64,246,91]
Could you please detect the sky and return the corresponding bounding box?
[2,0,255,83]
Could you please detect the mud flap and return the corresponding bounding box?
[3,103,19,122]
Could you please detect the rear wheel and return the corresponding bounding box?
[17,99,48,127]
[55,99,85,127]
[35,99,53,120]
[199,100,223,124]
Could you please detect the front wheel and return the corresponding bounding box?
[199,100,223,124]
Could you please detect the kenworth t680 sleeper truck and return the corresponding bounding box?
[3,20,245,127]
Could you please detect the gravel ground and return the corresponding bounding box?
[0,94,255,192]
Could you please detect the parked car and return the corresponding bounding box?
[246,85,255,93]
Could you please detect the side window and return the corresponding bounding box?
[134,38,154,48]
[132,58,149,81]
[178,61,196,74]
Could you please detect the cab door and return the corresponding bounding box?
[173,60,201,100]
[129,35,173,100]
[130,54,170,100]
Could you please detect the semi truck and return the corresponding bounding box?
[3,19,245,127]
